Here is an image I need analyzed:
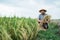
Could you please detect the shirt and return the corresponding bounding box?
[39,14,47,20]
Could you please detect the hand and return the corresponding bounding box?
[38,20,43,23]
[40,20,43,23]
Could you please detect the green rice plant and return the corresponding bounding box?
[36,22,60,40]
[0,17,38,40]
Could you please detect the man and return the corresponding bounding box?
[38,9,49,29]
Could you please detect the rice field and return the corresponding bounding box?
[0,17,60,40]
[0,17,38,40]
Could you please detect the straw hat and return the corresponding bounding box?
[39,9,47,12]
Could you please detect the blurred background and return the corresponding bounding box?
[0,0,60,19]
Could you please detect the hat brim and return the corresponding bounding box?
[39,10,47,12]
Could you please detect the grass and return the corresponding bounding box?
[0,17,59,40]
[36,22,60,40]
[0,17,38,40]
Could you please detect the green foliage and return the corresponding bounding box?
[0,17,60,40]
[36,23,60,40]
[0,17,38,40]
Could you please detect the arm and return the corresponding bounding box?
[38,19,43,23]
[38,14,43,23]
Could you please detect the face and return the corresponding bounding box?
[40,11,46,15]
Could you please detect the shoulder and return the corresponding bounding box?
[39,14,42,17]
[39,14,42,16]
[45,14,48,16]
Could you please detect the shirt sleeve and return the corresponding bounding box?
[39,15,41,20]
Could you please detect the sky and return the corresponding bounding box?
[0,0,60,19]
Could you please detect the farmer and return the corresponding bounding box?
[38,9,49,29]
